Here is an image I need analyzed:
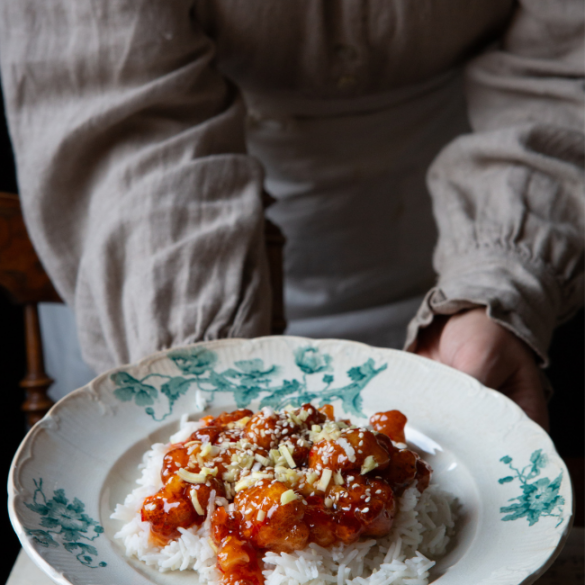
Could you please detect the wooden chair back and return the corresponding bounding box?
[0,193,60,426]
[0,192,285,426]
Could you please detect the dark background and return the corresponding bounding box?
[1,85,583,583]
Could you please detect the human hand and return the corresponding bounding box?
[414,307,549,431]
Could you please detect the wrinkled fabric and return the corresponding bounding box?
[404,0,585,364]
[0,0,583,373]
[245,71,471,348]
[0,1,272,372]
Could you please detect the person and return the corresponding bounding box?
[0,1,582,431]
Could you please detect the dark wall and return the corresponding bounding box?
[548,313,585,458]
[1,84,27,581]
[0,297,25,581]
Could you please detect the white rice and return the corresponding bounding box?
[111,421,457,585]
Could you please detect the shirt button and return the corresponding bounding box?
[337,74,357,89]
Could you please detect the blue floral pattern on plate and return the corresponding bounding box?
[111,345,387,421]
[498,450,565,526]
[24,479,107,568]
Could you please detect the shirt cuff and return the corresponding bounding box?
[403,248,564,367]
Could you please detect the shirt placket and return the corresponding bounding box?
[331,0,366,93]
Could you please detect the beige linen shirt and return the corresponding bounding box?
[0,0,583,373]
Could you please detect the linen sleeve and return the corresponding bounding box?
[0,0,271,373]
[405,0,584,365]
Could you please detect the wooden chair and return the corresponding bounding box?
[0,192,285,427]
[0,193,60,426]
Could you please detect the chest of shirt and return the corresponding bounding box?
[195,0,514,98]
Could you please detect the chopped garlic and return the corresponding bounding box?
[306,471,319,484]
[275,466,301,486]
[177,469,207,484]
[280,489,299,505]
[310,421,342,442]
[298,409,309,422]
[234,416,251,428]
[361,455,378,475]
[222,469,238,482]
[269,449,286,467]
[279,444,297,468]
[251,472,273,480]
[287,412,302,426]
[254,454,270,466]
[234,474,270,492]
[190,489,205,515]
[324,497,333,508]
[317,469,332,491]
[231,451,255,470]
[257,509,266,522]
[334,470,344,485]
[234,477,255,492]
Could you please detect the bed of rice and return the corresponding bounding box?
[112,416,457,585]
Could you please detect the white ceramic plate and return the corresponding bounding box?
[9,336,572,585]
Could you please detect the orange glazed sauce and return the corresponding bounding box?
[141,406,431,585]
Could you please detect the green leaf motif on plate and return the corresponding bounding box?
[498,450,565,526]
[294,347,332,374]
[111,372,158,406]
[170,347,218,375]
[110,345,387,420]
[160,376,193,409]
[24,479,107,568]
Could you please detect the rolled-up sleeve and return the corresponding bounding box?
[406,0,584,365]
[0,0,271,373]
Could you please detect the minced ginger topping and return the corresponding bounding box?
[141,404,431,585]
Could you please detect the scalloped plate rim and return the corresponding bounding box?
[8,335,573,585]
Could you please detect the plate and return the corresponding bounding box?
[8,336,572,585]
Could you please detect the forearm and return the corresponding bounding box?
[0,0,271,372]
